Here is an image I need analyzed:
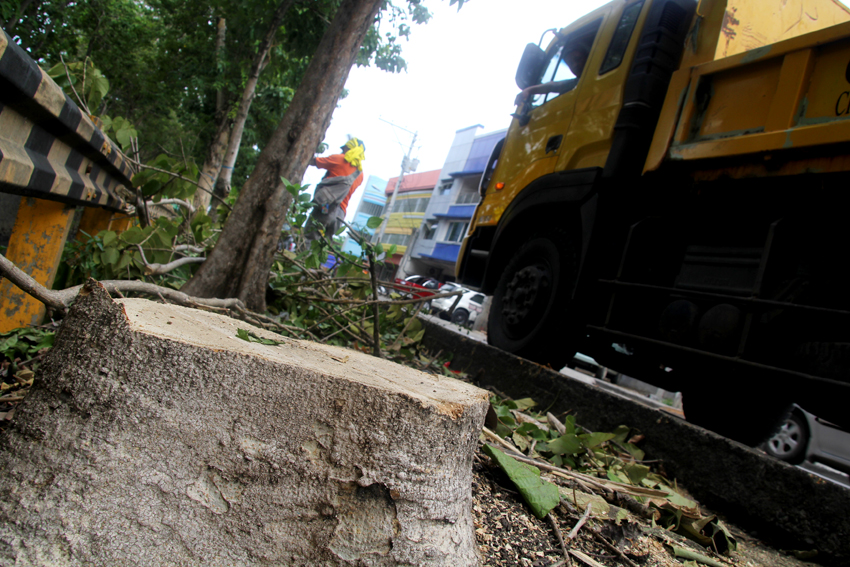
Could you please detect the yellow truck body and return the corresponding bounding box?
[457,0,850,442]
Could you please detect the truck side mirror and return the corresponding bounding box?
[515,43,547,90]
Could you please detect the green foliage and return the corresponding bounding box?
[133,154,200,201]
[236,328,284,345]
[47,58,109,113]
[487,395,738,554]
[0,327,55,365]
[482,444,560,519]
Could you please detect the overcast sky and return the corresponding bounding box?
[302,0,610,218]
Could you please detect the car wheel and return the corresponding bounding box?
[488,228,579,369]
[765,411,809,465]
[451,308,469,326]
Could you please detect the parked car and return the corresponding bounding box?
[764,405,850,475]
[390,275,442,301]
[434,287,487,328]
[430,283,469,312]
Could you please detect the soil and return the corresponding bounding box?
[471,451,819,567]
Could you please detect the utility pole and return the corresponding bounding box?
[375,120,418,244]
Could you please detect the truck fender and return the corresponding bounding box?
[480,167,601,294]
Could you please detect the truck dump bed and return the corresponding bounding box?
[646,17,850,177]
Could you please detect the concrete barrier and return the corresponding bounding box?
[419,317,850,566]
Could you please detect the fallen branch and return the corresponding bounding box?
[0,253,243,312]
[589,528,640,567]
[548,513,572,566]
[566,502,592,540]
[569,548,605,567]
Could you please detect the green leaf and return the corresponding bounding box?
[119,227,147,245]
[546,434,582,456]
[672,546,725,567]
[142,179,163,196]
[623,463,650,485]
[482,445,560,519]
[236,329,251,342]
[515,423,540,436]
[579,432,616,449]
[493,404,516,427]
[101,247,120,266]
[337,263,352,278]
[366,216,384,229]
[513,398,537,411]
[99,230,118,248]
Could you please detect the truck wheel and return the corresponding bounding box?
[488,229,577,369]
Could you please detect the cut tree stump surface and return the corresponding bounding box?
[0,282,490,566]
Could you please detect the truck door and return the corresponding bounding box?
[497,18,605,197]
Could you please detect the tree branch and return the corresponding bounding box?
[0,253,243,312]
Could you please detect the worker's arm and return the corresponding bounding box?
[514,78,578,106]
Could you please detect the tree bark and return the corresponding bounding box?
[182,0,385,311]
[213,0,294,212]
[192,112,232,215]
[0,284,487,565]
[193,17,231,215]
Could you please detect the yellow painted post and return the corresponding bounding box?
[76,207,113,241]
[77,207,135,242]
[0,197,75,332]
[107,213,134,234]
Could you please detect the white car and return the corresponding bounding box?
[432,285,487,327]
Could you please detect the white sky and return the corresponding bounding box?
[302,0,609,218]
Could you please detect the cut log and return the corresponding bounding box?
[0,282,489,566]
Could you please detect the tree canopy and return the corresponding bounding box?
[2,0,431,192]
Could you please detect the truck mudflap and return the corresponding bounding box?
[646,19,850,176]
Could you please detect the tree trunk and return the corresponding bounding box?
[0,283,488,565]
[214,17,227,116]
[193,17,230,215]
[182,0,385,311]
[192,117,231,215]
[213,0,293,210]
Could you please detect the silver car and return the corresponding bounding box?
[764,405,850,477]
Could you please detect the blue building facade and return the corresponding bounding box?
[401,126,506,281]
[340,175,388,257]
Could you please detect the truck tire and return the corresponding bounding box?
[488,228,578,369]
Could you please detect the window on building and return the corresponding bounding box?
[422,221,437,240]
[384,233,412,246]
[438,180,454,195]
[396,197,429,213]
[360,201,384,217]
[455,191,479,205]
[445,222,468,242]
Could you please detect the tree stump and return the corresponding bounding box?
[0,282,490,566]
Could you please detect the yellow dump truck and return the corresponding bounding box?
[456,0,850,442]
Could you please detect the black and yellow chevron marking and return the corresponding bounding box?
[0,30,132,212]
